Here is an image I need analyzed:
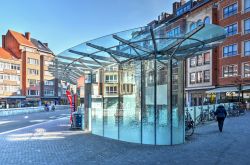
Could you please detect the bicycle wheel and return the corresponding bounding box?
[185,126,194,137]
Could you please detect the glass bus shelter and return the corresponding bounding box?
[55,19,226,145]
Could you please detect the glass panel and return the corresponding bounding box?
[119,61,141,143]
[91,97,103,136]
[245,41,250,56]
[156,61,170,145]
[103,64,119,140]
[172,60,184,144]
[142,60,155,144]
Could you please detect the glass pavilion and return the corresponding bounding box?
[55,19,226,145]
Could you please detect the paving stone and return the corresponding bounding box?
[0,113,250,165]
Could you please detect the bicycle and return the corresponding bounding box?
[196,109,210,125]
[227,106,239,117]
[185,111,194,137]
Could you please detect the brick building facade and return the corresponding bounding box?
[0,30,66,108]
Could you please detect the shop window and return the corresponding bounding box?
[223,44,238,57]
[223,3,238,19]
[223,65,238,77]
[224,23,237,37]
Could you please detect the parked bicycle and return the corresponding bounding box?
[185,110,194,137]
[227,104,240,117]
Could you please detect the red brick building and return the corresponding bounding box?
[0,30,61,108]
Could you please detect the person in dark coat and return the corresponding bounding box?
[214,105,227,132]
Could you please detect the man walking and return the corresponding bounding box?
[215,105,227,132]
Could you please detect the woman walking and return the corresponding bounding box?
[215,105,227,132]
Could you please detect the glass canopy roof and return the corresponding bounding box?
[55,19,226,84]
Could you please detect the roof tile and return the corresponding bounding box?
[9,30,35,48]
[0,48,16,60]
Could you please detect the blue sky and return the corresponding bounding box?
[0,0,176,54]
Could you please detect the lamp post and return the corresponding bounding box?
[234,77,243,103]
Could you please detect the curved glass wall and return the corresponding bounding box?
[56,18,226,145]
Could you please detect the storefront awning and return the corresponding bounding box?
[206,87,238,93]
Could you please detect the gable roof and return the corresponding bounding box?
[31,38,53,54]
[0,48,16,60]
[8,30,35,48]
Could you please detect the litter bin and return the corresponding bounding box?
[71,112,83,129]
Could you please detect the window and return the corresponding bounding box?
[190,73,196,84]
[176,2,191,16]
[244,63,250,77]
[44,61,54,66]
[204,52,210,64]
[204,70,210,82]
[28,58,39,65]
[223,44,238,57]
[196,71,203,83]
[245,41,250,56]
[28,90,39,96]
[197,55,203,66]
[105,86,117,94]
[190,57,197,67]
[28,69,39,75]
[204,16,211,24]
[244,19,250,34]
[197,20,203,26]
[223,65,238,77]
[44,80,54,86]
[245,0,250,12]
[105,75,118,83]
[11,64,20,70]
[44,70,51,76]
[28,79,38,86]
[167,26,181,37]
[104,66,118,72]
[44,90,54,96]
[225,23,237,37]
[223,3,238,18]
[0,74,20,81]
[190,23,196,31]
[4,63,11,70]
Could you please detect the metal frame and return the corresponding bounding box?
[54,23,226,145]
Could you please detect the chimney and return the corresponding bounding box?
[43,43,48,47]
[25,32,30,41]
[173,2,181,14]
[2,35,5,48]
[180,0,186,6]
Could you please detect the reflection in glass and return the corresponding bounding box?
[142,60,155,144]
[119,61,141,143]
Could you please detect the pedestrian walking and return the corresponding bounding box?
[214,105,227,132]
